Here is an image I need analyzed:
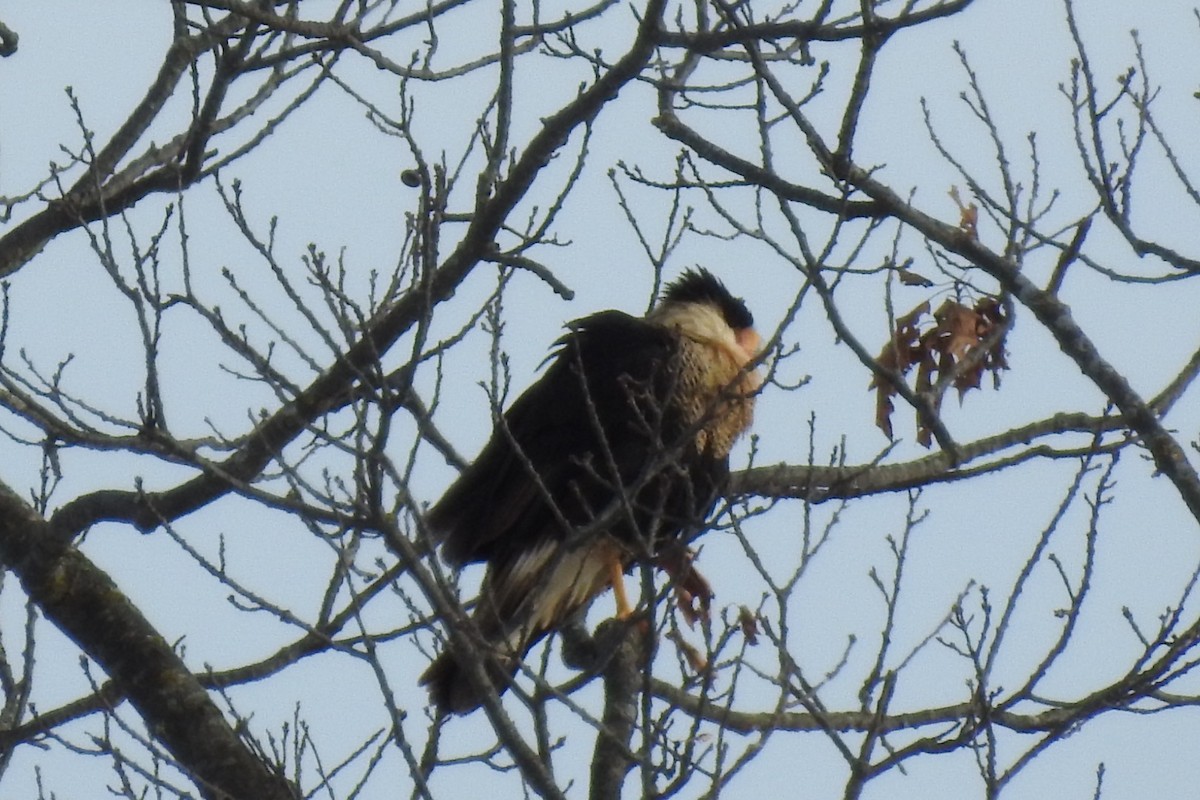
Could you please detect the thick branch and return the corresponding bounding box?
[589,621,648,800]
[731,411,1126,501]
[0,484,294,800]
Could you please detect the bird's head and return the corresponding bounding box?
[649,268,762,386]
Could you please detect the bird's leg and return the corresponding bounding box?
[608,555,634,619]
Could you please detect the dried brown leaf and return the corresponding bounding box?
[934,300,980,360]
[875,391,896,440]
[870,301,930,439]
[666,630,708,673]
[871,292,1009,445]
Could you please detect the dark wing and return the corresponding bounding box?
[426,309,723,570]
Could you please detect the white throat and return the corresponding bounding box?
[649,302,756,371]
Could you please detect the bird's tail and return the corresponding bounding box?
[419,623,545,715]
[421,539,625,714]
[419,649,509,716]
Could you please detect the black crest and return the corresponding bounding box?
[662,268,754,330]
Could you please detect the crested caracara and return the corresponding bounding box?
[421,268,761,714]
